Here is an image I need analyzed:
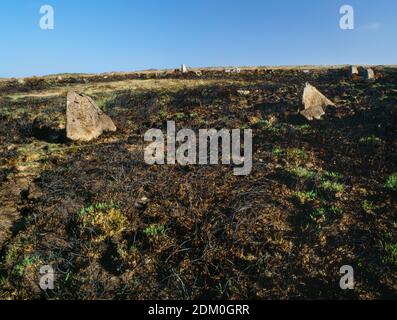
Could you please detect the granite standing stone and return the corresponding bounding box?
[300,83,335,121]
[66,91,116,142]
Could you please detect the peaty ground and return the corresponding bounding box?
[0,66,396,299]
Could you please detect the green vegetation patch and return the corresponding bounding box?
[385,173,397,191]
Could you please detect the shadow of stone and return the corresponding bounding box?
[32,119,67,143]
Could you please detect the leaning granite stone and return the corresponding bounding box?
[300,83,335,121]
[66,91,116,142]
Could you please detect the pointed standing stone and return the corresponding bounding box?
[181,64,188,73]
[66,91,116,142]
[300,83,335,121]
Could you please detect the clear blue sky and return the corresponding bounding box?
[0,0,396,77]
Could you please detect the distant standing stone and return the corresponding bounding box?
[225,67,241,74]
[365,68,375,80]
[351,66,359,75]
[300,83,335,121]
[181,64,188,73]
[66,91,116,142]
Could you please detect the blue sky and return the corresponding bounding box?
[0,0,396,77]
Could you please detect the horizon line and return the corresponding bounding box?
[2,64,397,80]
